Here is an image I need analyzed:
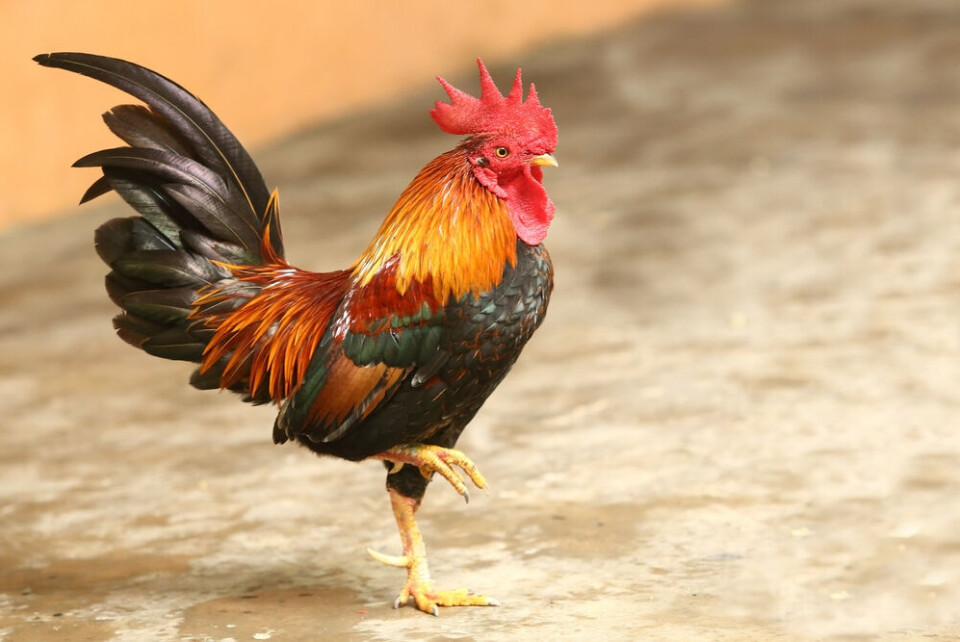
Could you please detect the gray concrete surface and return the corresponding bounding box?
[3,0,960,639]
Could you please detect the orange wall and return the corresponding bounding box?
[3,0,720,231]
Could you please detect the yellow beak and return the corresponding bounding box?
[529,153,558,168]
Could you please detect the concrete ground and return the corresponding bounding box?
[3,0,960,639]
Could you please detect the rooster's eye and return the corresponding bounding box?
[494,146,510,158]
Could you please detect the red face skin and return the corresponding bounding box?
[467,135,554,246]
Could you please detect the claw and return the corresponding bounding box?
[367,547,409,568]
[371,445,488,500]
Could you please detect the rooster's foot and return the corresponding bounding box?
[372,444,487,502]
[368,488,498,615]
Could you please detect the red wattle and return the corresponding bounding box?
[501,165,554,246]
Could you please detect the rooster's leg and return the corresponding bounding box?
[371,444,488,501]
[368,487,499,615]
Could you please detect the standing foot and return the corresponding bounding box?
[367,488,498,615]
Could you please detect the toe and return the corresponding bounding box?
[433,588,499,608]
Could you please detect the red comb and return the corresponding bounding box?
[431,59,557,151]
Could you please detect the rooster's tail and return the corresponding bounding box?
[35,52,284,395]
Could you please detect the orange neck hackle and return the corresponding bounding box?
[353,144,517,304]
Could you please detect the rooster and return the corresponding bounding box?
[35,52,557,615]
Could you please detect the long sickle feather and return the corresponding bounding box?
[34,52,284,257]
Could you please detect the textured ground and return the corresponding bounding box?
[3,0,960,640]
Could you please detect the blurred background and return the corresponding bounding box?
[2,0,715,230]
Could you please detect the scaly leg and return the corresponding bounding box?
[371,444,488,502]
[368,488,499,615]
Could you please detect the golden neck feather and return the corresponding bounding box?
[353,146,518,302]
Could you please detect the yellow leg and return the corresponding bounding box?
[368,488,499,615]
[371,444,489,502]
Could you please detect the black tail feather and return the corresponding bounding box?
[180,228,261,266]
[141,326,208,362]
[34,52,283,256]
[100,171,197,247]
[103,104,192,156]
[112,250,226,288]
[120,288,196,324]
[37,51,285,385]
[73,146,265,252]
[113,313,165,348]
[80,176,114,204]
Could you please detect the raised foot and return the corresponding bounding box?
[373,444,488,502]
